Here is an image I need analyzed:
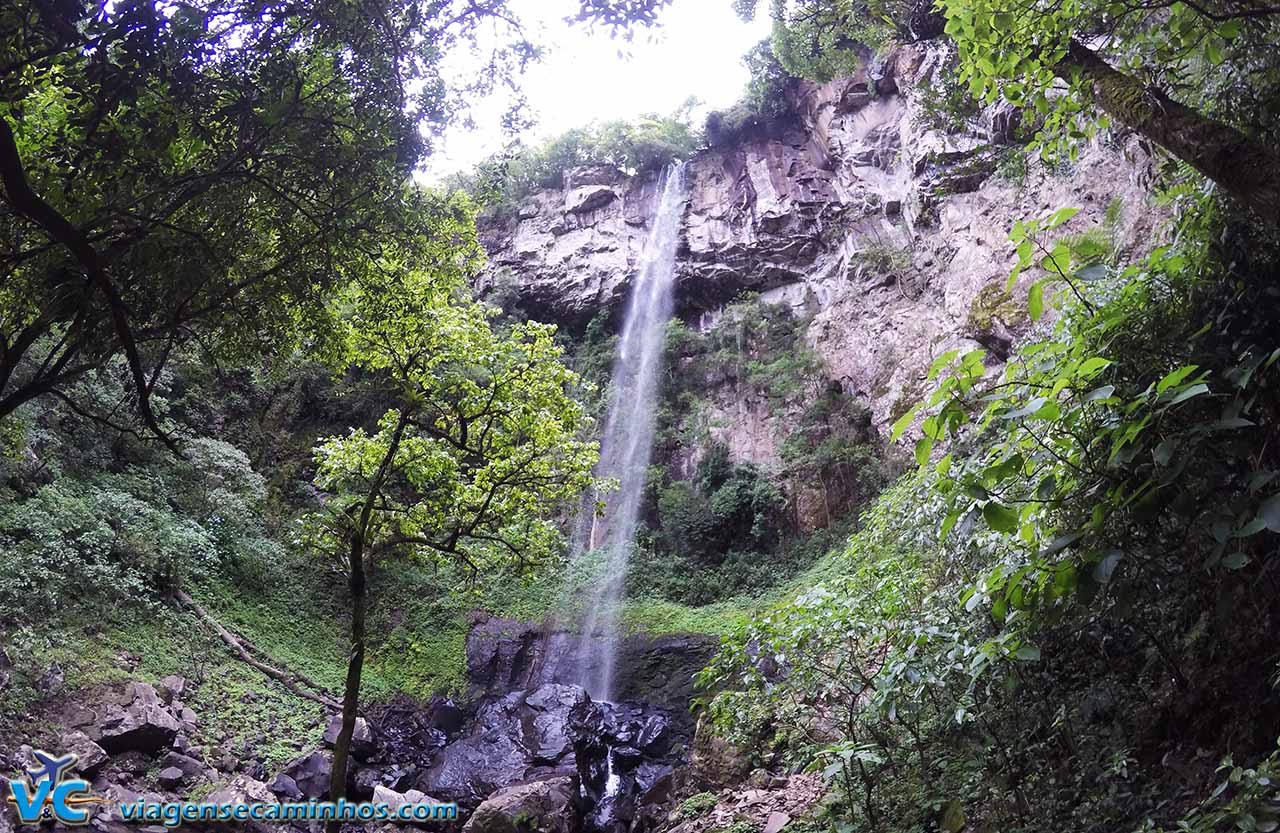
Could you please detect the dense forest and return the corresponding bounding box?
[2,0,1280,832]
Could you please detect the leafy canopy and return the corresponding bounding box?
[306,195,598,574]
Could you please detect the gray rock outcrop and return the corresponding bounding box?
[477,43,1162,443]
[461,776,579,833]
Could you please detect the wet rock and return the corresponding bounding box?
[465,617,545,694]
[417,684,587,808]
[461,776,578,833]
[280,749,332,799]
[572,699,684,832]
[323,715,377,760]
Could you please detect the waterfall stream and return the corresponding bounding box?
[574,162,687,702]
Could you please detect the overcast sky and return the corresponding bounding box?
[421,0,772,180]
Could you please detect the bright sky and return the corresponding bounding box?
[421,0,772,180]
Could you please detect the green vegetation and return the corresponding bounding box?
[454,106,701,215]
[700,189,1280,832]
[6,3,1280,833]
[679,791,720,818]
[624,297,892,609]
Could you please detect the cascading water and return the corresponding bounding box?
[573,162,687,702]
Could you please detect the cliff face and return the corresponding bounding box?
[478,44,1163,447]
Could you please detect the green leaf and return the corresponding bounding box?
[983,501,1019,532]
[1042,206,1079,228]
[1093,550,1123,583]
[1003,397,1048,419]
[1028,280,1045,320]
[1222,552,1250,570]
[890,403,922,442]
[1167,383,1210,406]
[1015,644,1042,662]
[1157,364,1199,393]
[1078,357,1111,377]
[1039,529,1085,556]
[915,437,933,466]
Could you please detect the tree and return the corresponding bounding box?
[303,195,597,819]
[0,0,679,447]
[733,0,938,81]
[938,0,1280,223]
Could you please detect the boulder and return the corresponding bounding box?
[159,675,187,702]
[279,750,332,799]
[373,785,449,826]
[564,184,618,215]
[94,683,181,755]
[61,729,109,776]
[461,777,578,833]
[158,751,204,780]
[323,715,377,760]
[418,686,585,807]
[201,775,275,830]
[764,811,792,833]
[268,773,302,800]
[206,774,274,805]
[156,766,186,789]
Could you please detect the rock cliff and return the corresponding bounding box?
[478,44,1164,447]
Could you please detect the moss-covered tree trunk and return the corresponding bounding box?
[1055,39,1280,225]
[325,410,410,832]
[326,530,366,833]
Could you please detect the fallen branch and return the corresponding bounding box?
[174,589,341,711]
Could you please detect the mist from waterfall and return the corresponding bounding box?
[573,162,687,702]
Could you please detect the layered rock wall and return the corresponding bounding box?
[479,44,1164,450]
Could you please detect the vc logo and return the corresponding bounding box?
[5,750,105,826]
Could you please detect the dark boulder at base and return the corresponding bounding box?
[93,683,181,755]
[418,684,586,807]
[572,699,682,833]
[279,749,333,799]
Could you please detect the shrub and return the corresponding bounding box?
[680,792,720,818]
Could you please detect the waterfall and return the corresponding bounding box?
[574,162,687,702]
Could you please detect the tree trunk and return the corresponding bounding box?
[327,530,367,833]
[325,408,410,832]
[1054,39,1280,225]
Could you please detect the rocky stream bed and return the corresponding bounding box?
[0,617,717,833]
